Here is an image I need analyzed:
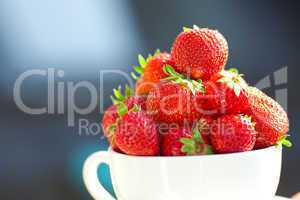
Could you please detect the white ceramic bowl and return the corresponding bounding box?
[83,146,282,200]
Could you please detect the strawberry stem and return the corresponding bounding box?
[217,69,248,97]
[180,120,214,155]
[276,135,293,148]
[130,49,161,80]
[110,85,134,104]
[162,65,205,95]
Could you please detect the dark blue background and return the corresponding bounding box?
[0,0,299,199]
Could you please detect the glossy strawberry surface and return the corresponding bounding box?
[246,87,289,148]
[115,111,160,156]
[200,70,249,115]
[161,127,192,156]
[146,81,203,124]
[102,96,147,150]
[135,52,175,95]
[171,27,228,80]
[211,114,257,153]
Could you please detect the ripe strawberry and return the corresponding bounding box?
[114,103,160,156]
[102,105,119,150]
[200,69,249,115]
[132,50,175,95]
[144,52,174,82]
[197,116,214,144]
[135,77,152,96]
[146,65,205,124]
[211,114,257,153]
[171,25,228,80]
[102,85,146,150]
[161,126,192,156]
[161,119,213,156]
[246,87,290,149]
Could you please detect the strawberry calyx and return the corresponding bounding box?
[107,85,136,138]
[183,25,201,32]
[241,114,256,127]
[131,49,161,80]
[116,102,140,117]
[107,102,140,138]
[217,68,248,96]
[110,85,134,105]
[106,123,117,138]
[180,121,214,155]
[163,65,205,95]
[276,134,293,148]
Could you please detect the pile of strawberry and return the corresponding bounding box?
[102,25,291,156]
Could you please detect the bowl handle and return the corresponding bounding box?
[83,151,115,200]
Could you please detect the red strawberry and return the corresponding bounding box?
[161,126,192,156]
[132,50,175,95]
[102,105,120,150]
[197,116,214,144]
[211,114,257,153]
[146,65,205,124]
[161,119,213,156]
[200,69,249,115]
[102,85,146,150]
[246,87,290,149]
[171,26,228,80]
[135,77,152,96]
[115,103,160,156]
[125,95,147,111]
[144,52,174,82]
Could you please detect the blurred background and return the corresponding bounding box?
[0,0,299,199]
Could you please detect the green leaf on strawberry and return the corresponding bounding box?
[180,121,214,155]
[130,72,139,80]
[131,49,161,80]
[130,104,141,112]
[110,85,134,104]
[107,123,117,137]
[183,26,192,32]
[204,146,214,155]
[163,65,205,95]
[276,135,292,148]
[228,68,239,74]
[116,102,128,117]
[138,54,147,68]
[183,25,200,32]
[116,102,141,119]
[133,65,144,74]
[125,85,134,98]
[217,68,247,97]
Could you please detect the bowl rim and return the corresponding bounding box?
[109,145,281,159]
